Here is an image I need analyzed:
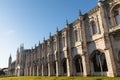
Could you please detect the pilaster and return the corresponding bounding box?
[98,1,117,77]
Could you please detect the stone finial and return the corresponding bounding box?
[98,0,103,6]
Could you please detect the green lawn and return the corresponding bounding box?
[0,76,120,80]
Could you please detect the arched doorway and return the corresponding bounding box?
[62,58,67,75]
[73,55,83,75]
[91,50,108,76]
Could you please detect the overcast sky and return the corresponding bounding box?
[0,0,97,68]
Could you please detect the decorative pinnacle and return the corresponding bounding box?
[66,19,68,25]
[9,54,12,59]
[56,27,59,32]
[79,9,82,16]
[39,41,40,45]
[44,37,45,41]
[35,44,36,48]
[49,32,51,37]
[31,47,33,50]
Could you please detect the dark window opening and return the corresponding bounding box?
[74,56,83,73]
[91,21,97,35]
[63,59,67,73]
[92,50,108,72]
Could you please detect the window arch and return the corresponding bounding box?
[114,10,120,25]
[111,4,120,25]
[91,21,98,35]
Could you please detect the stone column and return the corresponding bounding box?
[26,68,28,76]
[37,65,39,76]
[66,58,71,76]
[42,64,44,76]
[82,54,90,76]
[48,63,51,76]
[30,67,31,76]
[105,49,117,77]
[98,2,117,77]
[33,66,35,76]
[28,68,29,76]
[56,61,60,76]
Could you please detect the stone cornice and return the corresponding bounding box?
[86,6,99,16]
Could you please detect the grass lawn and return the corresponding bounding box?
[0,76,120,80]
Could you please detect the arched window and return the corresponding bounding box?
[74,30,79,42]
[91,21,98,35]
[62,58,67,73]
[111,4,120,25]
[74,55,83,73]
[91,50,108,72]
[62,37,65,47]
[114,10,120,25]
[54,41,56,50]
[54,62,56,74]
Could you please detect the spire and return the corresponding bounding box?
[66,19,69,25]
[9,53,12,65]
[49,32,51,38]
[39,41,40,45]
[79,9,82,16]
[78,9,83,20]
[56,27,59,32]
[43,37,45,42]
[9,54,12,59]
[31,47,33,50]
[35,44,36,48]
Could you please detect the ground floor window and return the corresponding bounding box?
[91,50,108,72]
[74,55,83,73]
[62,58,67,73]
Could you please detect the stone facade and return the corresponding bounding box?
[8,0,120,77]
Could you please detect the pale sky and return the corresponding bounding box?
[0,0,97,68]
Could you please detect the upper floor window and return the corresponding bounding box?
[111,5,120,26]
[47,45,50,53]
[114,10,120,25]
[74,30,79,42]
[54,41,56,50]
[118,51,120,62]
[62,37,65,47]
[91,21,98,35]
